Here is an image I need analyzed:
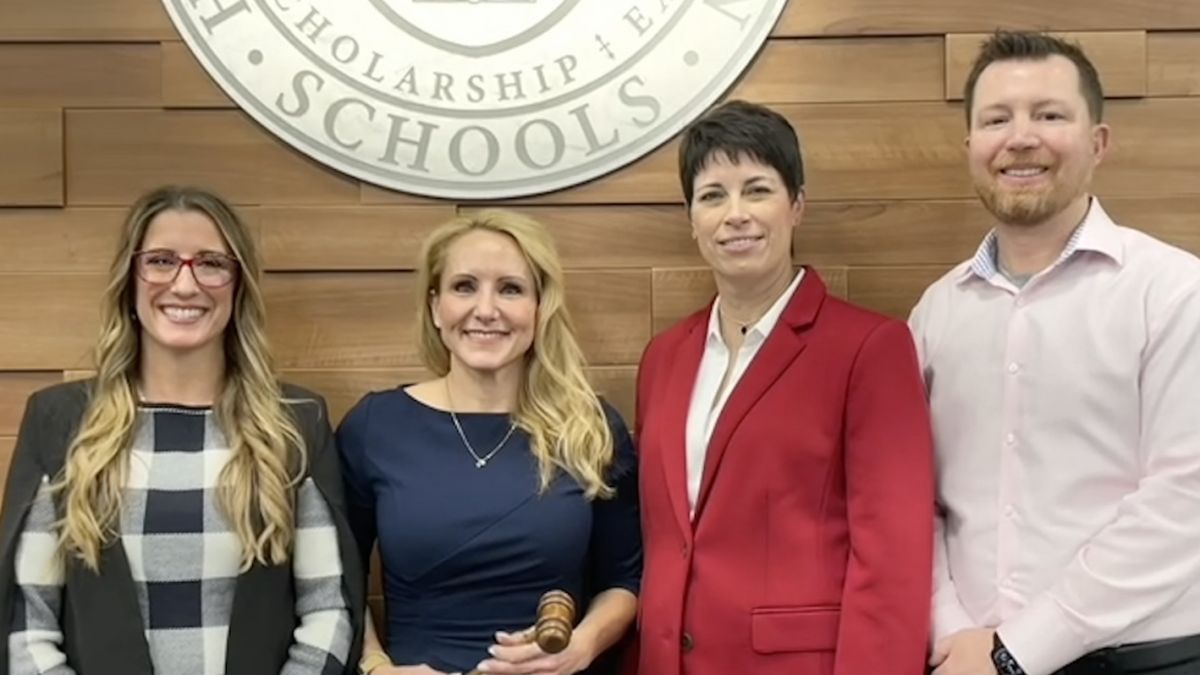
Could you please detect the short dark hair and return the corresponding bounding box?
[963,31,1104,127]
[677,100,805,205]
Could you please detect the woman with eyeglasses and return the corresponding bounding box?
[0,186,364,675]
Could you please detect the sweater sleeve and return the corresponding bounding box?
[7,479,74,675]
[280,478,353,675]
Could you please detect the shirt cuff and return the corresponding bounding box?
[997,594,1089,675]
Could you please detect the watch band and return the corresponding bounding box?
[359,650,392,674]
[991,633,1027,675]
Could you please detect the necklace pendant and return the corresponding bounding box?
[475,458,486,468]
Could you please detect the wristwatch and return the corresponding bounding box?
[359,650,391,675]
[991,633,1027,675]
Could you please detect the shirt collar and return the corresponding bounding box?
[707,268,806,346]
[957,197,1124,285]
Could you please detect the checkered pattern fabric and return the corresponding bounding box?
[8,406,351,675]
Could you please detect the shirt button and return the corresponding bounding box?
[681,632,695,652]
[1008,362,1020,374]
[681,544,689,558]
[1015,296,1025,307]
[1005,432,1016,445]
[1004,505,1016,518]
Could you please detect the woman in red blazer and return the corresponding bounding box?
[633,100,934,675]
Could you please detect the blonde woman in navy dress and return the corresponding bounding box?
[338,210,641,675]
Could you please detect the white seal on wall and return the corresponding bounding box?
[163,0,788,199]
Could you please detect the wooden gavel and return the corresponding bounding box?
[464,590,576,675]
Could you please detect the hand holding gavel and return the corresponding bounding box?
[464,590,576,675]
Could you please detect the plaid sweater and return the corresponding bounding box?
[7,405,352,675]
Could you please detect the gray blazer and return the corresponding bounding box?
[0,380,365,675]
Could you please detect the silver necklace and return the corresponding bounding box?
[445,381,517,468]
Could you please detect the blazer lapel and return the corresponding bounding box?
[692,268,827,521]
[656,309,708,541]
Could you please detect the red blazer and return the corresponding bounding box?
[632,269,933,675]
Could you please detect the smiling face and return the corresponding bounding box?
[967,55,1109,227]
[430,229,538,381]
[688,151,802,286]
[133,209,237,360]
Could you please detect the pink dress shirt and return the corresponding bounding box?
[909,198,1200,675]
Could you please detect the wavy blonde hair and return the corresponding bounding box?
[56,186,306,571]
[417,209,615,498]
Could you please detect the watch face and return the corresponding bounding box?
[992,646,1024,675]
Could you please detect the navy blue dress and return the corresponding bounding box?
[336,388,641,674]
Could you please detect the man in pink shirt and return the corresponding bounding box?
[911,31,1200,675]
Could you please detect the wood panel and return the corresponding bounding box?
[651,266,849,333]
[6,0,1198,42]
[794,103,969,200]
[65,110,361,206]
[651,268,713,334]
[161,41,234,109]
[510,99,1200,204]
[0,274,103,370]
[796,196,1200,267]
[0,438,14,491]
[732,37,944,103]
[0,373,60,436]
[798,200,992,266]
[945,32,1148,101]
[369,548,384,601]
[1148,32,1200,97]
[359,184,453,206]
[589,366,636,425]
[776,1,1200,36]
[0,44,161,107]
[0,209,124,273]
[280,369,426,426]
[255,206,456,271]
[847,266,952,319]
[0,0,174,41]
[0,110,63,206]
[487,103,971,204]
[465,206,698,269]
[1099,99,1200,198]
[563,271,652,365]
[265,273,417,369]
[500,142,681,205]
[1103,197,1200,256]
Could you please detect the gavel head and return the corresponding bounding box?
[534,590,576,654]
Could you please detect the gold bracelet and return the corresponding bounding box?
[359,650,392,674]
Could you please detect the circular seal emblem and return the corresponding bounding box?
[163,0,788,199]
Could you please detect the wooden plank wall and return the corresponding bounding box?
[4,1,1200,479]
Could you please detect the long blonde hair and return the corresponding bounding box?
[416,209,615,498]
[56,186,306,571]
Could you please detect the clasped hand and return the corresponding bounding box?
[929,628,998,675]
[471,627,592,675]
